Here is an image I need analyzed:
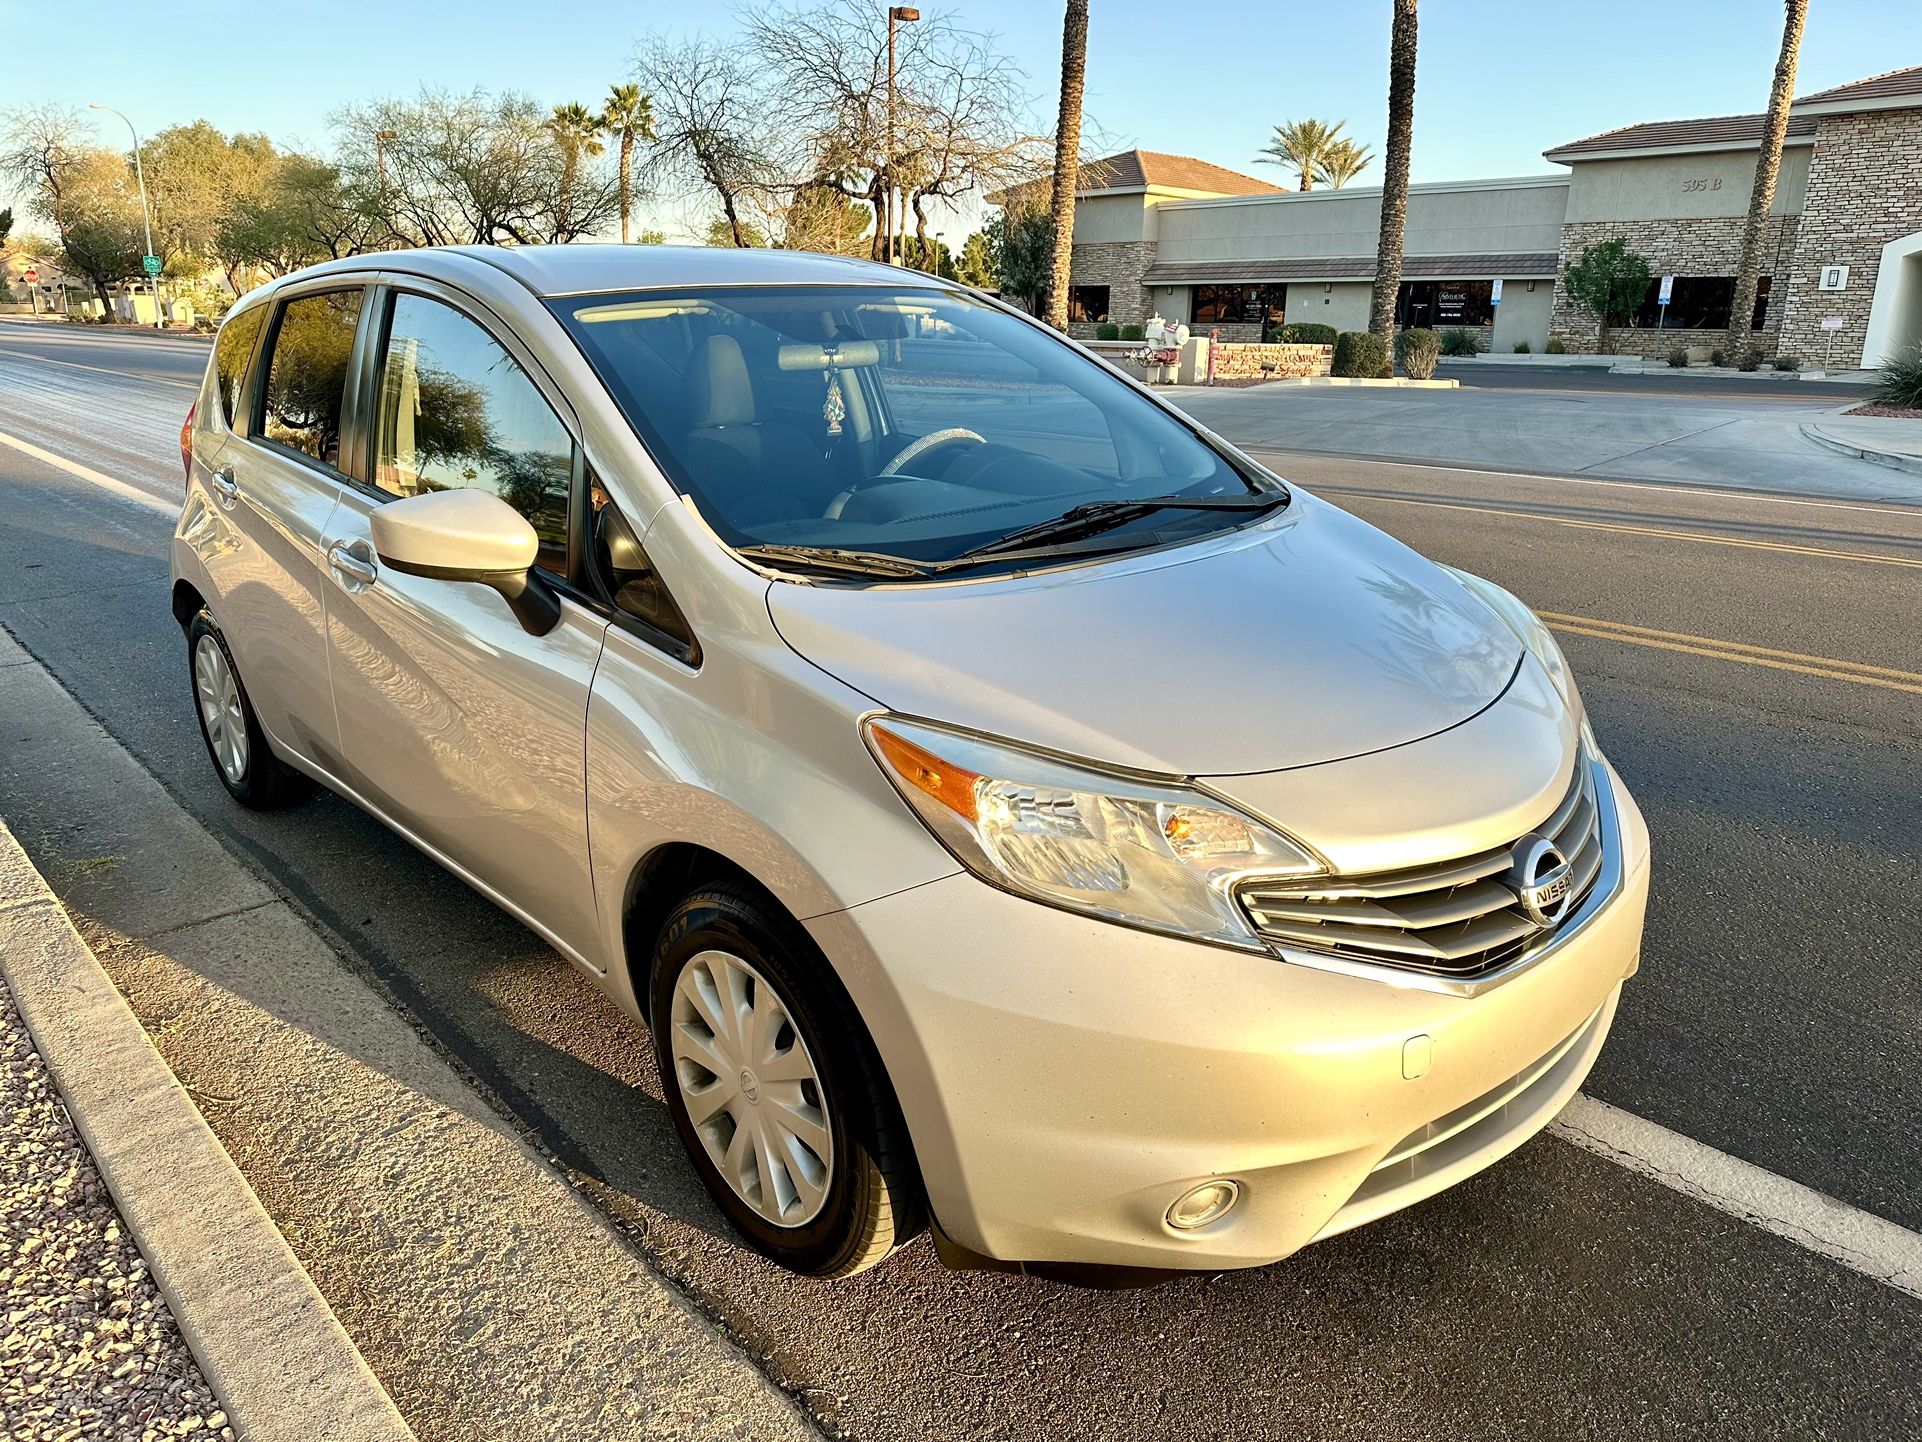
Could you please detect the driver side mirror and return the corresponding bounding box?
[370,489,562,636]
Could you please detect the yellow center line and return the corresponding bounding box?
[0,345,199,391]
[1344,492,1922,570]
[1544,612,1922,696]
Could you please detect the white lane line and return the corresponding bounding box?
[0,428,176,517]
[1554,1095,1922,1302]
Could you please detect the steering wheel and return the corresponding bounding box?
[879,427,986,478]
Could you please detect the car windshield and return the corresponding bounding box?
[551,285,1278,570]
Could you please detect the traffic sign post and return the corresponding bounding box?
[141,254,161,277]
[1820,315,1846,369]
[23,269,40,317]
[1656,274,1673,337]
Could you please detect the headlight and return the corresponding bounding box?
[1447,568,1584,720]
[864,717,1324,948]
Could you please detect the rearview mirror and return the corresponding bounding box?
[370,490,561,636]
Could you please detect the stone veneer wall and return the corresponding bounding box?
[1066,241,1157,329]
[1208,343,1332,379]
[1547,215,1798,356]
[1778,108,1922,366]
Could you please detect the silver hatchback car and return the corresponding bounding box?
[171,245,1650,1280]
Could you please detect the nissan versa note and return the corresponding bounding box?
[171,245,1650,1279]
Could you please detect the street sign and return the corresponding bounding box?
[1820,316,1846,331]
[21,269,37,284]
[1490,278,1503,306]
[142,254,162,276]
[1658,274,1674,305]
[1818,264,1849,292]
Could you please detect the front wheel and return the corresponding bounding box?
[649,882,924,1277]
[187,612,310,810]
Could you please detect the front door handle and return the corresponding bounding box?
[326,540,378,588]
[209,466,238,507]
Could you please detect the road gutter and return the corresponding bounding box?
[0,820,417,1442]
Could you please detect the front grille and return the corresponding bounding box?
[1236,760,1604,980]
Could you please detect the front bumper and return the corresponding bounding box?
[806,760,1651,1270]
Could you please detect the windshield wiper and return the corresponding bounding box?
[955,490,1287,561]
[733,543,938,579]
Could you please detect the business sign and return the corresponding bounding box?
[1820,316,1846,331]
[1657,274,1675,305]
[1490,278,1503,306]
[142,254,162,276]
[1818,264,1850,291]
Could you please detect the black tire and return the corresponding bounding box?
[186,611,311,810]
[649,881,924,1277]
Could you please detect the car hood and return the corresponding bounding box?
[766,493,1523,776]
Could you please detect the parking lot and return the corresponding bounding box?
[1,322,1918,1439]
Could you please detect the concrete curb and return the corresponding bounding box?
[0,821,417,1442]
[1800,417,1922,476]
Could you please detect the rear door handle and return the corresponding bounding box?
[326,540,378,588]
[209,466,238,506]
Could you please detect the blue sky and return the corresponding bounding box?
[4,0,1917,238]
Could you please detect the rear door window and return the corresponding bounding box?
[213,304,267,429]
[259,289,363,470]
[373,292,572,576]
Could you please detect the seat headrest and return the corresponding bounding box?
[683,334,755,428]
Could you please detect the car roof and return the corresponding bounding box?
[263,243,959,301]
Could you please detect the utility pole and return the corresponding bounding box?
[886,6,919,267]
[89,102,161,329]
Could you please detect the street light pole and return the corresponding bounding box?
[886,6,919,268]
[89,102,162,330]
[375,128,397,191]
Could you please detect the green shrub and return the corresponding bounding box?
[1666,346,1689,368]
[1395,328,1441,380]
[1707,348,1726,367]
[1276,321,1337,346]
[1439,326,1481,357]
[1736,345,1766,372]
[1332,330,1389,378]
[1772,355,1800,372]
[1093,322,1120,341]
[1512,341,1531,354]
[1119,323,1144,342]
[1544,336,1567,354]
[1874,341,1922,408]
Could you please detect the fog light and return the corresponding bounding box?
[1165,1180,1241,1231]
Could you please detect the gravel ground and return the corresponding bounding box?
[0,974,230,1442]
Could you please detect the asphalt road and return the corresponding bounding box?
[2,320,1919,1440]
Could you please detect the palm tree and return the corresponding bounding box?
[603,84,656,245]
[1045,0,1091,332]
[1729,0,1808,354]
[1368,0,1419,367]
[1256,119,1350,192]
[545,102,607,240]
[1315,138,1374,189]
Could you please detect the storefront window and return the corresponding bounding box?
[1396,280,1495,330]
[1627,276,1771,331]
[1191,283,1287,334]
[1067,285,1111,324]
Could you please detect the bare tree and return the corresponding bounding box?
[633,37,781,249]
[1729,0,1808,354]
[0,103,87,235]
[1367,0,1419,367]
[1043,0,1089,330]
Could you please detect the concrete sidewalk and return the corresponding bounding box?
[0,623,819,1442]
[1801,408,1922,476]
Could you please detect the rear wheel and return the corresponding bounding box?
[187,612,310,810]
[649,882,923,1277]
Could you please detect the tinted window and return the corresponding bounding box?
[554,286,1258,567]
[213,304,266,428]
[375,294,571,576]
[261,290,362,468]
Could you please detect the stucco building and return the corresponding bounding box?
[1047,65,1922,367]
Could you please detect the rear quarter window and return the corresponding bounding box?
[213,304,267,429]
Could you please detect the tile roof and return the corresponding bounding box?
[1080,149,1282,196]
[1544,113,1816,162]
[1141,253,1560,285]
[1795,65,1922,107]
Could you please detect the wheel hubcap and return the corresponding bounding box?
[669,949,833,1228]
[193,635,248,785]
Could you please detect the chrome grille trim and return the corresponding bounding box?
[1236,756,1619,997]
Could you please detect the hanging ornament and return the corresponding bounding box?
[823,372,847,435]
